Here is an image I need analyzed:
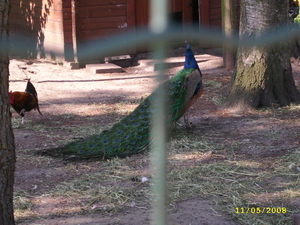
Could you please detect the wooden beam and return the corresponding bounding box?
[199,0,210,27]
[127,0,137,54]
[71,0,78,62]
[221,0,237,69]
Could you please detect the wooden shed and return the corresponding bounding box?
[9,0,232,65]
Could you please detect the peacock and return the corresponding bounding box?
[48,44,203,159]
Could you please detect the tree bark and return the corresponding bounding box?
[0,0,16,224]
[227,0,300,109]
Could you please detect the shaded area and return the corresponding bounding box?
[10,50,300,225]
[10,0,55,58]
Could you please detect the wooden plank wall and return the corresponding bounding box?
[9,0,240,61]
[209,0,222,28]
[134,0,196,52]
[135,0,194,27]
[177,0,193,25]
[76,0,134,60]
[134,0,149,28]
[77,0,127,42]
[199,0,240,47]
[62,0,73,61]
[200,0,240,29]
[200,0,221,28]
[10,0,65,60]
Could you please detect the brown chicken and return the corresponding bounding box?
[9,80,42,124]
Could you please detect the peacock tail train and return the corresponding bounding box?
[52,45,203,159]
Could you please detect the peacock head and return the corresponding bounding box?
[184,44,200,71]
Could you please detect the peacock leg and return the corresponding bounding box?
[184,109,191,128]
[20,109,25,124]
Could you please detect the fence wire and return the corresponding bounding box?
[149,0,169,224]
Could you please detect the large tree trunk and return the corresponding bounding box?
[227,0,300,108]
[0,0,16,224]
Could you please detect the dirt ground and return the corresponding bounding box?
[9,47,300,225]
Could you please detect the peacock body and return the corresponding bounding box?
[55,45,203,159]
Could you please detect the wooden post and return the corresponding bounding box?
[221,0,237,69]
[127,0,137,56]
[71,0,78,62]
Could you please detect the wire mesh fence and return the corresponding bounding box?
[5,0,300,224]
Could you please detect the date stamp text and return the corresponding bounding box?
[235,207,287,214]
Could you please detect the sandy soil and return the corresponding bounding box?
[9,47,300,225]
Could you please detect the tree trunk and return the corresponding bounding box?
[227,0,300,109]
[222,0,237,69]
[0,0,16,224]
